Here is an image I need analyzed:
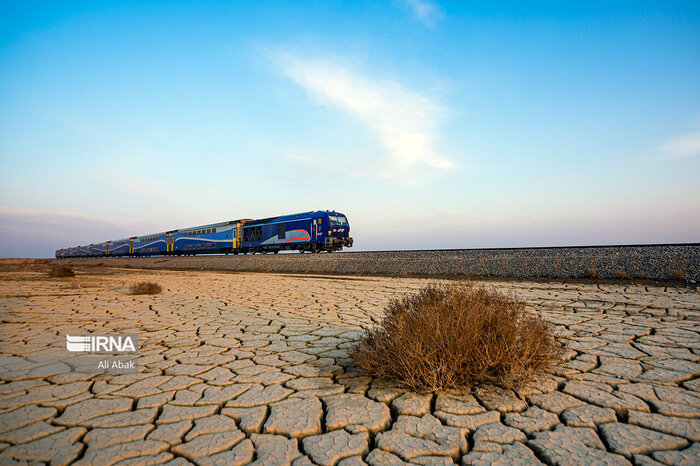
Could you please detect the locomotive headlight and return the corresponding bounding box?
[328,230,331,235]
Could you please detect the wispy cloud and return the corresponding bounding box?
[660,130,700,160]
[270,52,451,180]
[0,207,134,257]
[404,0,442,26]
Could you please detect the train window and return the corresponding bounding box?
[278,223,285,239]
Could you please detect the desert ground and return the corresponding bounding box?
[0,264,698,465]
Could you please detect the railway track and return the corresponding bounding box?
[53,243,699,282]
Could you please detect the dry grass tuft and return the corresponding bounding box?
[129,281,162,295]
[670,270,684,281]
[615,270,628,279]
[584,268,597,279]
[350,282,563,391]
[48,266,75,278]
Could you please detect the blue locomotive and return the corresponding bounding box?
[56,210,353,258]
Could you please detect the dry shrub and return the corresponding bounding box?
[350,282,563,391]
[584,268,597,279]
[671,270,684,281]
[129,282,162,295]
[615,270,628,279]
[48,266,75,278]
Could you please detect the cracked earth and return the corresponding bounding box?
[0,266,698,465]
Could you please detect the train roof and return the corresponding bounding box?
[245,210,345,226]
[177,219,246,232]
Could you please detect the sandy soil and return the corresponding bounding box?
[0,265,698,465]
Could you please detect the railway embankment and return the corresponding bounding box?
[52,244,699,282]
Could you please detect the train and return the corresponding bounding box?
[56,210,353,258]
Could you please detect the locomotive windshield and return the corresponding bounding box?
[329,215,348,226]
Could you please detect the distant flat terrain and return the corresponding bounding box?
[51,243,699,281]
[0,264,698,464]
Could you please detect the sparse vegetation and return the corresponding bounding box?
[615,270,628,279]
[48,266,75,278]
[129,282,162,295]
[349,282,563,391]
[585,268,597,279]
[671,270,684,281]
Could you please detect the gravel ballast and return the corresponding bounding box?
[53,244,699,282]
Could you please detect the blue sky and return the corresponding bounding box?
[1,1,699,257]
